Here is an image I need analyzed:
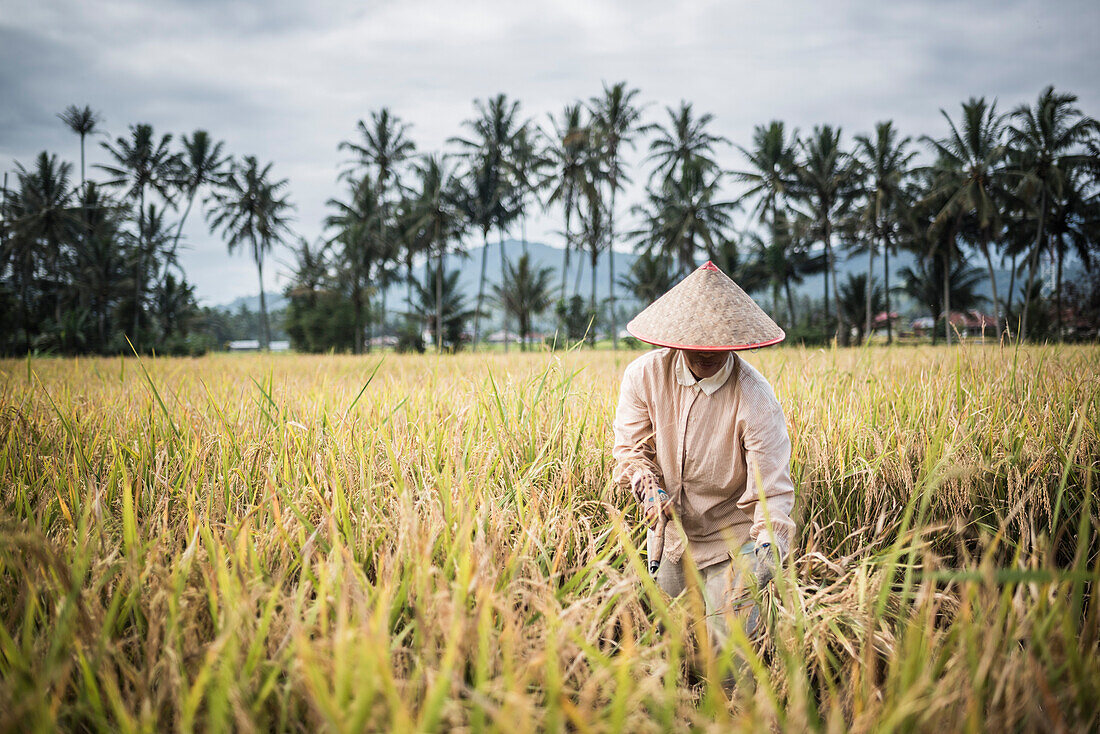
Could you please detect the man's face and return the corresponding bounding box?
[682,349,731,379]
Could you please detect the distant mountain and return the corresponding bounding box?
[216,238,1080,322]
[810,248,1084,313]
[436,239,639,309]
[213,292,287,313]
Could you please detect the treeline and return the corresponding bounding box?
[3,84,1099,355]
[0,112,292,355]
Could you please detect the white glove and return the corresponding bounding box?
[752,542,781,586]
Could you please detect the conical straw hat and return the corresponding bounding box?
[626,261,785,350]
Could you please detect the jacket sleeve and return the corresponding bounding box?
[612,361,663,501]
[736,385,797,555]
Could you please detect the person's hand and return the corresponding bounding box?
[752,542,781,586]
[632,471,673,528]
[643,487,674,527]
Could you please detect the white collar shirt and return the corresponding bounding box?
[674,351,734,396]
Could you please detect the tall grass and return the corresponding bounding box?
[1,345,1097,732]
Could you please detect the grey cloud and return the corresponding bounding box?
[2,0,1098,304]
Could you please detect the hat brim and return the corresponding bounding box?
[624,325,785,351]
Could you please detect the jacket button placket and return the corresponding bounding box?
[679,389,700,501]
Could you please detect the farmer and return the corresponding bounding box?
[612,261,795,651]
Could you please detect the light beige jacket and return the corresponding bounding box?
[612,349,796,569]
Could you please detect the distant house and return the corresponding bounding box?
[485,330,522,344]
[911,311,997,338]
[873,311,901,328]
[228,340,290,352]
[369,335,399,348]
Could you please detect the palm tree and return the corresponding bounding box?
[283,237,344,353]
[325,174,384,353]
[340,108,417,329]
[540,104,591,304]
[837,273,885,345]
[577,158,608,339]
[450,94,524,350]
[492,253,555,350]
[711,235,771,297]
[853,121,916,343]
[645,101,730,184]
[589,81,645,348]
[171,131,230,271]
[898,256,987,345]
[155,272,198,342]
[617,250,675,306]
[406,155,466,352]
[286,237,330,305]
[732,121,802,327]
[98,124,179,338]
[410,265,475,351]
[207,156,294,350]
[57,105,101,195]
[509,123,544,258]
[72,182,126,351]
[793,125,857,340]
[5,153,78,347]
[1008,87,1100,340]
[922,99,1008,336]
[125,203,176,345]
[451,163,497,351]
[634,156,738,276]
[340,108,416,191]
[1046,163,1100,336]
[902,172,967,345]
[393,193,426,316]
[58,106,104,338]
[752,211,823,328]
[733,121,799,235]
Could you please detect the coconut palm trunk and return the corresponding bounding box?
[608,184,618,349]
[499,230,509,353]
[79,132,86,192]
[170,188,199,271]
[436,248,444,352]
[824,222,840,341]
[979,235,1002,339]
[865,235,875,340]
[1056,236,1064,339]
[134,189,146,338]
[784,279,796,328]
[364,275,372,354]
[608,246,617,347]
[406,258,415,328]
[559,211,572,304]
[352,255,364,354]
[590,251,598,346]
[1021,189,1046,342]
[574,251,585,297]
[472,229,489,351]
[254,235,269,350]
[434,222,444,353]
[943,250,952,346]
[380,288,388,341]
[1005,252,1017,338]
[353,283,363,354]
[884,235,893,344]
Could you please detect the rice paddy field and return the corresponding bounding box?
[1,344,1098,732]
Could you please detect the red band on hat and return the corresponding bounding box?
[700,261,719,271]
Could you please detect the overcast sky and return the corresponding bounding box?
[2,0,1098,305]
